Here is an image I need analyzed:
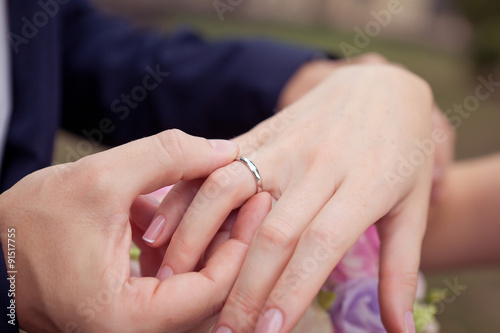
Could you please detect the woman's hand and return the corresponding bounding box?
[0,130,271,332]
[278,52,390,109]
[150,64,436,332]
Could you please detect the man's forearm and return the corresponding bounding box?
[422,153,500,270]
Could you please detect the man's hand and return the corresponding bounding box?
[0,130,270,332]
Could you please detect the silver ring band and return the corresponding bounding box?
[235,156,263,193]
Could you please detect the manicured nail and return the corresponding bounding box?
[214,327,232,333]
[404,311,416,333]
[255,308,283,333]
[142,215,165,243]
[209,139,238,154]
[157,265,174,281]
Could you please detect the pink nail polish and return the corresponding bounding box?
[214,327,232,333]
[157,265,174,281]
[255,309,283,333]
[142,215,165,243]
[404,311,416,333]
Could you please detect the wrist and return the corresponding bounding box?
[278,59,341,109]
[0,194,60,332]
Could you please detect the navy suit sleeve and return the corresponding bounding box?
[60,0,321,144]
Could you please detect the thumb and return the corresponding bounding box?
[377,196,428,333]
[83,129,238,202]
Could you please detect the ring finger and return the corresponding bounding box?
[158,160,260,277]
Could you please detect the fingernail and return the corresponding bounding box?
[255,308,283,333]
[404,311,416,333]
[142,215,165,243]
[209,139,238,154]
[157,265,174,281]
[214,327,232,333]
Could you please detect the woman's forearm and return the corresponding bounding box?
[421,153,500,271]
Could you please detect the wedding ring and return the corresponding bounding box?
[235,156,263,193]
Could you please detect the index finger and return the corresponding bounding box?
[132,192,271,330]
[80,129,239,202]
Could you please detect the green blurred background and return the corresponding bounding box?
[55,1,500,331]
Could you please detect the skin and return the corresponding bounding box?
[0,53,454,332]
[277,53,392,109]
[280,54,454,202]
[422,153,500,270]
[149,64,438,333]
[0,130,272,332]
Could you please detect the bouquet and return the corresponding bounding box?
[293,225,440,333]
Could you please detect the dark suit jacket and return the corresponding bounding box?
[0,0,318,330]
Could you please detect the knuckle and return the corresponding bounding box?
[401,271,420,290]
[65,157,123,224]
[362,52,388,64]
[231,160,260,190]
[280,264,312,294]
[197,164,250,203]
[154,129,187,174]
[225,290,262,327]
[210,167,233,188]
[168,233,195,264]
[304,222,346,253]
[75,157,114,199]
[205,168,235,196]
[256,217,297,252]
[164,187,191,216]
[383,270,419,288]
[380,270,419,299]
[193,175,234,206]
